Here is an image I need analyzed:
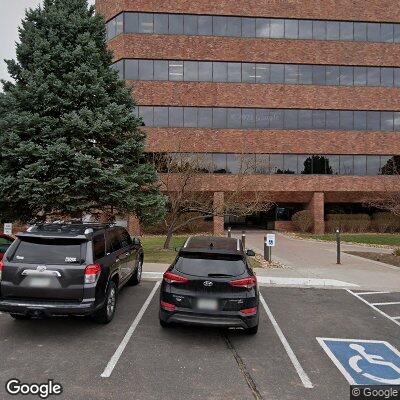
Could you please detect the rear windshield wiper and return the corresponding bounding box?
[207,273,235,277]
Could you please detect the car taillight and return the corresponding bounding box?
[0,260,3,280]
[163,271,188,284]
[240,307,258,316]
[160,300,176,311]
[230,276,257,289]
[84,264,101,284]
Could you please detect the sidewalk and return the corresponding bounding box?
[234,231,400,291]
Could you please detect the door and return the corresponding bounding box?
[116,227,137,279]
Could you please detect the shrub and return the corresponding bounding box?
[372,213,400,233]
[292,210,313,232]
[393,248,400,257]
[326,214,371,233]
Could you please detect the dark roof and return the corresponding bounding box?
[182,236,243,255]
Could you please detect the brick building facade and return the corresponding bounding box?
[97,0,400,234]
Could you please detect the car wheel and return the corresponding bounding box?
[246,324,259,335]
[159,319,169,328]
[10,313,30,320]
[127,257,143,286]
[93,281,117,324]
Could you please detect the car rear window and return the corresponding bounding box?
[175,253,246,277]
[0,237,13,253]
[10,237,86,265]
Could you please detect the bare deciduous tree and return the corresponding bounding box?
[152,152,274,249]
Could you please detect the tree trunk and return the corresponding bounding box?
[163,225,175,250]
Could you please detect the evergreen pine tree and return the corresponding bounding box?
[0,0,165,224]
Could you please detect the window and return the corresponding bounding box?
[139,13,153,33]
[184,108,198,127]
[213,16,227,36]
[198,16,212,35]
[285,19,298,39]
[242,109,255,128]
[228,63,241,82]
[313,20,326,40]
[367,67,380,86]
[255,154,270,174]
[381,68,394,87]
[381,24,394,43]
[256,64,270,83]
[199,62,213,81]
[125,13,138,33]
[169,61,183,81]
[139,60,153,80]
[198,108,213,128]
[298,20,313,39]
[367,156,381,175]
[112,60,124,80]
[298,110,312,129]
[227,108,242,128]
[340,22,353,40]
[354,111,367,131]
[340,111,353,130]
[270,19,284,38]
[285,65,298,84]
[367,23,380,42]
[326,111,340,130]
[299,65,312,84]
[213,62,227,82]
[226,154,242,174]
[270,154,284,174]
[153,107,168,127]
[154,14,168,34]
[212,154,227,173]
[125,60,138,80]
[184,15,197,35]
[312,110,326,129]
[118,228,132,248]
[256,18,270,38]
[354,22,367,41]
[381,112,394,131]
[284,109,298,129]
[339,66,353,86]
[242,17,256,37]
[184,61,198,81]
[367,111,381,131]
[270,64,284,83]
[169,107,184,127]
[354,156,367,176]
[326,155,340,175]
[269,110,284,129]
[154,60,168,80]
[256,109,269,128]
[283,155,298,174]
[242,63,256,83]
[354,67,367,86]
[139,107,153,126]
[313,66,326,85]
[325,65,340,85]
[227,17,241,36]
[169,14,183,35]
[327,21,340,40]
[340,155,354,175]
[106,230,122,254]
[213,108,227,128]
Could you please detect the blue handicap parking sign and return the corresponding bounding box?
[317,338,400,385]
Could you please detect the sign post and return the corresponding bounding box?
[336,229,341,265]
[264,233,276,262]
[3,223,12,235]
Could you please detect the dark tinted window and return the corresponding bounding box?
[118,228,132,248]
[12,238,86,264]
[175,254,246,277]
[106,230,122,254]
[93,234,105,260]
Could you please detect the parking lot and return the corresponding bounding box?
[1,281,400,400]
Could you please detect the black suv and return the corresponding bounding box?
[0,223,143,323]
[159,236,259,334]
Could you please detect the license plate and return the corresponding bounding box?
[197,298,218,311]
[29,277,52,288]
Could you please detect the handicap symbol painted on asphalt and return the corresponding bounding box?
[317,338,400,385]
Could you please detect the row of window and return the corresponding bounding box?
[106,12,400,44]
[150,153,399,176]
[112,59,400,88]
[135,106,400,132]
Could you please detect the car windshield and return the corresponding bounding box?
[175,253,246,277]
[10,237,86,265]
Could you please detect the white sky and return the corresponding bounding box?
[0,0,96,87]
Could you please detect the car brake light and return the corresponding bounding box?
[163,271,188,284]
[0,260,3,280]
[84,264,101,284]
[230,276,257,289]
[160,300,176,311]
[240,307,258,316]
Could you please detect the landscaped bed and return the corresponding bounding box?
[346,251,400,268]
[296,233,400,247]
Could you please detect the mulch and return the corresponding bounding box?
[346,251,400,268]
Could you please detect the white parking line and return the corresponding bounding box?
[101,281,161,378]
[346,290,400,328]
[370,302,400,306]
[259,293,314,389]
[356,291,392,296]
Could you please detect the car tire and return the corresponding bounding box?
[10,313,30,320]
[159,318,169,328]
[246,324,259,335]
[92,281,117,324]
[127,257,143,286]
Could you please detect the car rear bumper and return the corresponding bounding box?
[160,308,259,329]
[0,298,101,317]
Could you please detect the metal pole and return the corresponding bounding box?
[264,235,268,261]
[228,227,231,238]
[336,229,341,265]
[269,246,272,262]
[241,231,246,250]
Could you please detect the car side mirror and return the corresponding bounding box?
[174,246,182,252]
[246,249,256,257]
[133,237,141,246]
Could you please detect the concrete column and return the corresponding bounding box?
[213,192,225,235]
[309,192,325,234]
[127,214,141,237]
